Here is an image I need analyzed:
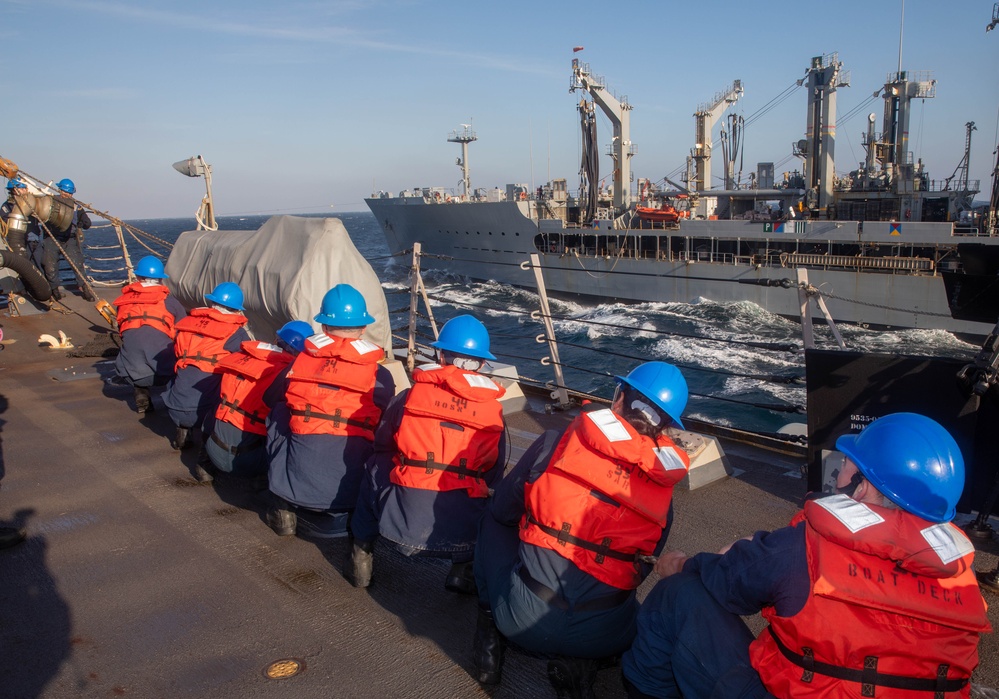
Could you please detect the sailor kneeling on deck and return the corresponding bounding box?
[622,412,991,699]
[348,315,507,592]
[112,256,187,414]
[198,320,312,486]
[265,285,395,539]
[473,362,691,698]
[162,282,250,451]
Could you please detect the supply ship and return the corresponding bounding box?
[367,55,999,340]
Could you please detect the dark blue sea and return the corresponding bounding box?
[94,212,980,437]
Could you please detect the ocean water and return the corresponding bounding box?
[91,212,980,436]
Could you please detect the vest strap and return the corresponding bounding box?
[767,628,969,694]
[401,455,483,481]
[121,311,169,326]
[525,514,637,563]
[289,406,372,431]
[179,352,220,366]
[220,397,265,425]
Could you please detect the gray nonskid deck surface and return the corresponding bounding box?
[1,296,997,698]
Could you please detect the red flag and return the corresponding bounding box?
[572,46,584,52]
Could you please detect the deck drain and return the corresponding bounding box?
[263,658,305,680]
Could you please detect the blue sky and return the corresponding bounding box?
[2,0,996,219]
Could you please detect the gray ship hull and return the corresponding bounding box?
[367,196,999,339]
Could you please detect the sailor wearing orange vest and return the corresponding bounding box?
[265,285,395,540]
[162,282,250,452]
[112,256,187,414]
[622,412,991,699]
[198,320,313,485]
[348,315,507,592]
[472,362,691,698]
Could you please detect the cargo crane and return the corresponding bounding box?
[794,54,849,216]
[691,81,743,194]
[570,59,633,212]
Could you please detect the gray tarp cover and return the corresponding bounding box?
[164,215,391,350]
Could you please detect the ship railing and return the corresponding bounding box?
[398,247,810,449]
[780,252,933,272]
[953,227,982,237]
[677,251,736,265]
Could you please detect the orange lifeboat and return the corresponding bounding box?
[636,204,682,223]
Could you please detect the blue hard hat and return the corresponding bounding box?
[314,284,374,327]
[134,255,168,280]
[431,314,496,361]
[6,177,25,191]
[276,320,313,353]
[836,412,964,523]
[615,361,688,430]
[57,178,76,194]
[205,281,244,311]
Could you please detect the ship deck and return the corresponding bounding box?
[1,292,997,698]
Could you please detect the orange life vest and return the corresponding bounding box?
[283,332,384,440]
[520,408,690,589]
[173,307,248,373]
[389,363,506,498]
[114,282,175,337]
[750,495,991,699]
[214,341,295,435]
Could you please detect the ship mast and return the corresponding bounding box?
[448,124,477,201]
[570,59,633,211]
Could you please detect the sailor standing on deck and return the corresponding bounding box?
[265,285,395,539]
[347,315,507,592]
[1,178,40,265]
[199,320,313,486]
[621,412,991,699]
[472,362,691,699]
[42,178,94,301]
[162,282,250,452]
[112,256,187,414]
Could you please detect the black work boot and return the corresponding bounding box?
[0,526,26,550]
[193,448,214,483]
[472,604,505,685]
[445,560,477,595]
[133,386,152,414]
[171,426,190,451]
[266,497,297,537]
[348,540,374,588]
[547,655,598,699]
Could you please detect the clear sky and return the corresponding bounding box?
[2,0,996,219]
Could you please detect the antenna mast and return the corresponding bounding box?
[448,124,477,201]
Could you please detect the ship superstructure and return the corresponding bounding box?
[367,55,998,341]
